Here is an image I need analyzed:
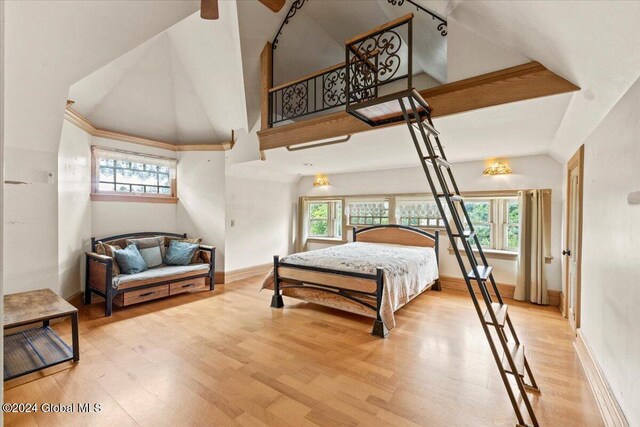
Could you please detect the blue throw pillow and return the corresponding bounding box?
[115,244,148,274]
[164,240,199,266]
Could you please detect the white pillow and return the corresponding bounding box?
[138,246,163,268]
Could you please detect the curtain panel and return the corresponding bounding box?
[515,189,551,304]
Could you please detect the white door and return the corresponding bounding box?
[565,147,583,333]
[568,168,580,330]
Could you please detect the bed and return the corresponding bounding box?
[261,225,440,337]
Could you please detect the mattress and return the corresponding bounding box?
[262,242,439,330]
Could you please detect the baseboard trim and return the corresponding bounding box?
[439,275,561,307]
[575,330,629,427]
[66,291,83,308]
[214,271,224,284]
[225,263,271,283]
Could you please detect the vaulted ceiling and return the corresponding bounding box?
[239,0,640,176]
[68,3,247,145]
[66,0,640,171]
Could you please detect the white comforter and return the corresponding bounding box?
[278,242,439,329]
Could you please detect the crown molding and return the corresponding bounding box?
[64,102,233,152]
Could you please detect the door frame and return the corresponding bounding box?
[564,145,584,329]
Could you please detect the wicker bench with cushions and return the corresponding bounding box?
[85,232,215,316]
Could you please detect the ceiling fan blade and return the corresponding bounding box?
[201,0,219,20]
[259,0,286,13]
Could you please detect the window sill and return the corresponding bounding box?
[306,237,346,244]
[91,193,178,204]
[447,246,518,260]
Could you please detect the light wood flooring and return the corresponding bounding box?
[4,276,602,426]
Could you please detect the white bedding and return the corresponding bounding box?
[278,241,439,329]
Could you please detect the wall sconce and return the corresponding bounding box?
[483,161,512,176]
[313,174,330,187]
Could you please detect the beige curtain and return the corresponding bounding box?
[515,190,551,304]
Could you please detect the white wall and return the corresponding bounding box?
[447,17,527,82]
[58,121,92,298]
[298,154,564,290]
[225,174,298,271]
[55,117,301,293]
[90,138,178,239]
[177,151,226,272]
[1,0,5,413]
[579,77,640,425]
[3,1,197,298]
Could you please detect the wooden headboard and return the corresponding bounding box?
[353,225,438,248]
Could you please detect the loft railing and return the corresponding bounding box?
[268,63,347,125]
[346,13,413,106]
[268,14,412,126]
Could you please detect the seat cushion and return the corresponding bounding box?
[112,263,210,289]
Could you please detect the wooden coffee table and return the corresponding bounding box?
[3,289,79,380]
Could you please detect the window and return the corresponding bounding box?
[463,197,520,252]
[92,147,177,201]
[503,199,520,251]
[347,200,389,225]
[308,200,342,238]
[464,199,493,248]
[300,192,527,255]
[396,199,445,227]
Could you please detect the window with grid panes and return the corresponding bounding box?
[463,197,520,252]
[308,200,342,238]
[93,147,176,198]
[347,200,389,226]
[464,199,493,248]
[396,199,445,227]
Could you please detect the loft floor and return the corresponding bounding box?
[4,279,601,426]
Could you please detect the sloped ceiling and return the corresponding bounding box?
[69,4,247,145]
[449,0,640,160]
[237,0,448,129]
[67,0,640,168]
[240,0,639,177]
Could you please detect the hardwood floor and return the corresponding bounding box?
[4,277,602,426]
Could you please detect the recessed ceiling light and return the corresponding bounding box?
[303,162,313,167]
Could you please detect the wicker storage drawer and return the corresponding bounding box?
[169,277,207,295]
[113,284,169,306]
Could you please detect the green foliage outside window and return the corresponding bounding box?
[465,201,491,246]
[309,202,329,236]
[506,201,520,249]
[465,201,490,223]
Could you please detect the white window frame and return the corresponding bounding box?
[346,198,391,226]
[395,197,445,228]
[460,196,520,253]
[91,146,177,202]
[307,200,342,239]
[463,198,495,249]
[500,198,520,252]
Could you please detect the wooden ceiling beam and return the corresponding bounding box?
[258,61,580,151]
[259,0,286,13]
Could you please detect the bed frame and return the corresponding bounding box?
[270,224,440,338]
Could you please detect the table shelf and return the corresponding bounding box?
[4,327,74,381]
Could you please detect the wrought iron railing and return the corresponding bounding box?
[268,14,413,126]
[346,14,412,106]
[268,63,347,125]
